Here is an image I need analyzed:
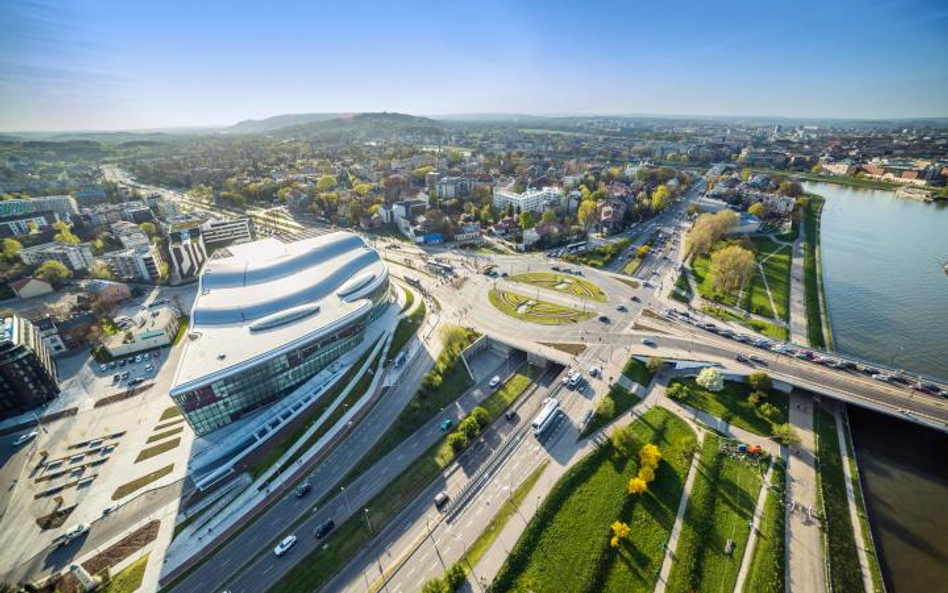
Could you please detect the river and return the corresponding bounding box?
[802,181,948,381]
[802,181,948,593]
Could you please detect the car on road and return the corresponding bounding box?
[109,361,117,369]
[749,355,766,365]
[274,534,298,556]
[12,430,38,446]
[872,374,891,382]
[101,505,117,516]
[489,375,501,389]
[616,304,627,312]
[294,481,311,498]
[440,418,453,432]
[314,520,335,539]
[128,377,144,386]
[630,295,640,302]
[99,364,107,372]
[121,371,130,380]
[598,315,610,323]
[144,364,154,372]
[505,409,517,422]
[434,491,450,510]
[112,374,120,383]
[640,338,656,347]
[63,523,89,541]
[119,359,127,367]
[735,354,749,364]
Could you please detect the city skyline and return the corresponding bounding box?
[3,0,948,131]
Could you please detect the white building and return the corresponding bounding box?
[492,187,563,214]
[18,241,95,272]
[103,307,180,357]
[201,216,254,247]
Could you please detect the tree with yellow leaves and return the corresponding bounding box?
[610,521,631,547]
[637,465,655,484]
[627,477,648,495]
[639,443,662,469]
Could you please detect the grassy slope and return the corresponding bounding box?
[814,405,864,593]
[492,407,695,593]
[840,413,885,593]
[488,288,592,324]
[743,460,787,593]
[669,378,789,437]
[621,357,655,386]
[803,196,827,348]
[666,434,764,593]
[580,384,640,438]
[701,305,788,341]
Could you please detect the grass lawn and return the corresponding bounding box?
[622,357,655,387]
[171,315,190,346]
[479,365,541,420]
[743,459,787,593]
[112,464,174,500]
[248,340,381,479]
[803,195,827,348]
[691,254,738,307]
[508,271,607,301]
[614,277,640,290]
[815,405,864,593]
[463,461,549,568]
[622,255,644,275]
[389,299,426,363]
[159,406,181,421]
[400,284,415,312]
[99,553,149,593]
[492,407,697,593]
[702,305,789,341]
[695,238,790,322]
[580,384,640,438]
[669,378,789,438]
[489,288,594,325]
[672,269,693,303]
[153,418,184,432]
[562,238,630,268]
[666,434,765,593]
[134,437,181,463]
[146,426,183,443]
[840,413,885,593]
[757,243,791,321]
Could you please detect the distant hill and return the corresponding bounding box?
[224,113,347,134]
[269,112,444,139]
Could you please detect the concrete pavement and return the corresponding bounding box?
[786,391,826,593]
[789,217,809,346]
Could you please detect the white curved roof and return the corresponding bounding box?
[171,231,388,393]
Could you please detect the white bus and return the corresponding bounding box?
[532,398,561,436]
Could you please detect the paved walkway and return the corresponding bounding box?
[835,406,874,593]
[654,435,703,593]
[733,460,775,593]
[786,391,826,593]
[788,218,808,346]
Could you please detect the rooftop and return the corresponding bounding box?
[170,231,387,394]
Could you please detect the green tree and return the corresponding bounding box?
[447,432,468,453]
[741,168,752,181]
[316,175,337,192]
[139,221,157,238]
[421,578,449,593]
[577,200,597,232]
[91,262,114,280]
[747,371,772,392]
[696,367,724,392]
[710,244,755,296]
[541,209,558,225]
[470,406,490,429]
[518,210,535,232]
[459,416,481,440]
[443,563,467,591]
[650,185,672,211]
[1,238,22,259]
[778,180,803,197]
[772,423,802,445]
[667,382,690,401]
[646,356,665,373]
[52,221,79,245]
[748,202,765,218]
[758,402,780,420]
[36,260,71,286]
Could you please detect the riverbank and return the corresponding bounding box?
[749,166,945,197]
[801,194,832,350]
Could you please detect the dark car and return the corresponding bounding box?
[314,520,335,539]
[598,315,611,323]
[630,295,641,302]
[735,354,749,364]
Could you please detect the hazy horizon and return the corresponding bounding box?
[3,0,947,132]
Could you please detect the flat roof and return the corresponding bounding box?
[171,231,387,394]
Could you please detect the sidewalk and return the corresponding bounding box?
[788,217,808,345]
[786,391,826,593]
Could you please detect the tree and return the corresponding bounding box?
[447,432,468,453]
[772,423,802,445]
[91,262,114,280]
[470,406,490,429]
[36,260,71,286]
[748,202,765,218]
[443,563,466,590]
[316,175,337,192]
[577,200,597,232]
[685,210,739,258]
[637,465,655,483]
[650,185,672,212]
[646,356,665,373]
[637,245,651,259]
[596,395,615,419]
[610,424,640,457]
[667,382,690,401]
[758,402,780,420]
[459,416,481,440]
[1,238,22,259]
[778,180,803,197]
[747,371,772,392]
[627,476,648,495]
[52,221,79,245]
[519,210,535,232]
[610,521,631,547]
[740,168,752,181]
[639,443,662,469]
[421,578,449,593]
[541,209,558,225]
[138,222,157,238]
[710,244,755,296]
[696,367,724,392]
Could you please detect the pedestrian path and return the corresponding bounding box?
[788,218,808,345]
[786,391,826,593]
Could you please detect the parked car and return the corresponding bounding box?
[598,315,610,323]
[434,491,450,510]
[273,535,298,556]
[616,304,627,312]
[314,520,335,539]
[99,364,107,372]
[112,374,120,383]
[489,375,501,389]
[735,354,749,364]
[640,338,656,347]
[12,431,38,446]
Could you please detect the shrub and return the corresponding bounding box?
[667,382,691,401]
[470,405,490,429]
[421,578,449,593]
[443,563,467,591]
[459,416,481,440]
[772,423,801,445]
[646,356,666,373]
[627,476,648,495]
[758,402,780,420]
[610,425,640,458]
[696,367,724,392]
[639,443,661,469]
[447,432,468,453]
[748,392,762,406]
[637,465,655,483]
[596,396,616,419]
[747,371,773,392]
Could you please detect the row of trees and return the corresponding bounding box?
[607,441,663,550]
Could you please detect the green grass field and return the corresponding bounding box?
[621,357,655,386]
[840,414,885,593]
[509,271,607,301]
[489,288,594,325]
[112,464,174,500]
[580,384,640,438]
[668,378,789,438]
[99,553,149,593]
[666,434,765,593]
[803,196,827,348]
[815,405,864,593]
[492,407,697,593]
[389,299,426,363]
[743,460,787,593]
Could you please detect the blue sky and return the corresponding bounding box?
[2,0,947,131]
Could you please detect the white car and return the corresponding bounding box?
[63,523,89,541]
[12,431,38,446]
[489,375,501,389]
[274,534,297,557]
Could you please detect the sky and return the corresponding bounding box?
[2,0,947,131]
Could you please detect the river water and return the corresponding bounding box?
[802,181,948,593]
[802,181,948,381]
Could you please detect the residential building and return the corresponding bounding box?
[103,307,180,357]
[18,241,95,272]
[435,176,473,199]
[169,231,390,436]
[0,210,58,238]
[0,315,59,419]
[492,187,563,214]
[9,277,54,299]
[74,188,109,208]
[167,223,208,282]
[0,195,78,220]
[34,317,66,356]
[102,246,162,282]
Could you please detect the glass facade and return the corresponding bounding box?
[174,282,390,436]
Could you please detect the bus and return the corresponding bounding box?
[566,241,588,253]
[532,397,561,436]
